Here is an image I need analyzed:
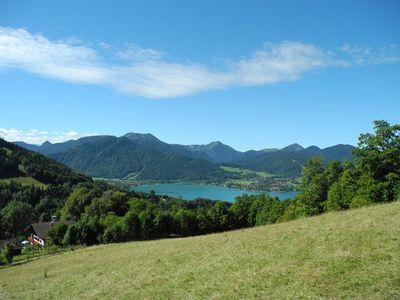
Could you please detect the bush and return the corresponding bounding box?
[350,196,371,209]
[48,222,69,246]
[63,225,79,245]
[102,222,126,243]
[2,242,14,264]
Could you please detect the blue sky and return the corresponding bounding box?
[0,0,399,151]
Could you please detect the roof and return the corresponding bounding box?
[24,221,74,240]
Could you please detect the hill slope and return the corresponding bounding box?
[46,135,229,180]
[0,138,89,186]
[234,144,355,177]
[14,134,354,179]
[1,202,399,299]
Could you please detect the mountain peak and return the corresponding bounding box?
[281,143,304,151]
[208,141,224,147]
[41,140,52,147]
[123,132,160,143]
[305,145,321,151]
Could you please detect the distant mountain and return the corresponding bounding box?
[233,144,355,177]
[13,133,355,179]
[281,143,304,152]
[13,141,40,152]
[41,135,229,180]
[175,141,243,163]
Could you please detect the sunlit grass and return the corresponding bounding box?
[1,202,399,299]
[221,166,274,177]
[1,176,47,188]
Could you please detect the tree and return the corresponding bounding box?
[354,120,400,182]
[230,194,253,228]
[63,224,79,245]
[254,196,284,225]
[323,160,343,187]
[48,222,69,246]
[102,221,125,243]
[85,191,128,218]
[1,200,33,238]
[280,196,307,221]
[173,209,197,236]
[61,186,98,221]
[325,182,342,211]
[139,209,155,239]
[298,157,328,215]
[153,211,174,237]
[208,201,232,232]
[123,211,142,239]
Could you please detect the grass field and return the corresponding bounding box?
[1,176,47,188]
[221,166,274,178]
[1,202,399,299]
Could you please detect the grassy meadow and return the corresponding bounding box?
[1,202,399,299]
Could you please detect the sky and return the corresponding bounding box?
[0,0,399,151]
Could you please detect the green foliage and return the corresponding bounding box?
[62,225,79,245]
[123,211,142,239]
[1,200,33,238]
[350,195,372,209]
[48,222,69,246]
[354,120,400,181]
[280,196,307,221]
[325,182,342,211]
[2,242,14,264]
[298,120,400,214]
[102,221,125,243]
[61,186,100,221]
[230,194,253,227]
[0,139,90,238]
[85,190,128,218]
[298,157,328,215]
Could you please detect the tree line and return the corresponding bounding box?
[1,120,399,249]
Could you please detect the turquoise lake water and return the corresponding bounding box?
[131,182,297,202]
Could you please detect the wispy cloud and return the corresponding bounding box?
[0,128,97,144]
[340,44,400,65]
[0,27,399,98]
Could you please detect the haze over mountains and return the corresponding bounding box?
[14,133,355,180]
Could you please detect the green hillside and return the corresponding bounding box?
[0,138,89,186]
[15,134,355,179]
[1,202,399,299]
[0,138,91,235]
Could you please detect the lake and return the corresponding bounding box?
[131,182,297,202]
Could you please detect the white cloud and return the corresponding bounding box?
[0,128,97,145]
[0,26,399,98]
[340,44,400,65]
[115,44,164,61]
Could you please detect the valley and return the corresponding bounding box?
[14,133,353,193]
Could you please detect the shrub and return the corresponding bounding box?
[48,222,68,246]
[63,225,79,245]
[2,242,14,264]
[350,196,371,209]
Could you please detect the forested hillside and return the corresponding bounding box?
[14,133,354,179]
[0,139,90,238]
[18,120,400,249]
[232,144,355,177]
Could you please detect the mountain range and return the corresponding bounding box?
[14,133,355,180]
